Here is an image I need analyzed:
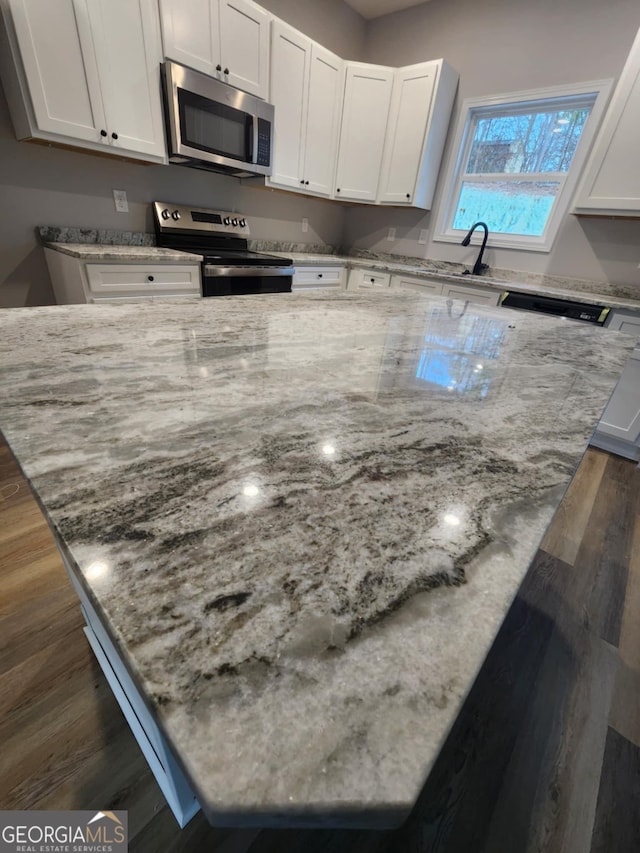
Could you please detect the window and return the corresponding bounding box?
[435,81,612,252]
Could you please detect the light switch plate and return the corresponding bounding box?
[302,218,309,233]
[113,189,128,213]
[388,227,396,241]
[418,229,428,245]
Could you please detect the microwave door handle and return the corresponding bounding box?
[249,115,258,165]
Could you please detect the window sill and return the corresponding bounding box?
[432,231,553,253]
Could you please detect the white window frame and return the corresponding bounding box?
[434,80,613,252]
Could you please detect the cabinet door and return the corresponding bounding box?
[269,20,310,190]
[158,0,218,76]
[607,311,640,338]
[88,0,166,159]
[304,44,344,197]
[391,274,442,295]
[5,0,106,143]
[219,0,269,99]
[442,282,499,306]
[334,63,394,202]
[574,27,640,214]
[378,64,436,205]
[595,351,640,441]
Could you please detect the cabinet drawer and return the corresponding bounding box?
[441,282,500,306]
[86,264,201,295]
[391,274,443,295]
[292,266,346,290]
[349,269,391,290]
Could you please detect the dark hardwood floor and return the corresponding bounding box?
[1,436,639,852]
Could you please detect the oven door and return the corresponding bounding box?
[202,266,293,297]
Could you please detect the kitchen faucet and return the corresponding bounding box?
[461,221,489,276]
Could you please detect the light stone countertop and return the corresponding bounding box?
[0,292,635,827]
[44,242,203,263]
[280,253,640,311]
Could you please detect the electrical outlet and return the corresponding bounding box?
[302,218,309,233]
[113,189,128,213]
[388,227,396,241]
[418,229,428,244]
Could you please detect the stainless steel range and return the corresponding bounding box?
[153,202,294,297]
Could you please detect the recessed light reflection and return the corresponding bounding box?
[243,483,260,497]
[86,561,109,580]
[557,118,569,124]
[199,366,209,378]
[322,443,336,456]
[476,363,484,370]
[443,513,461,526]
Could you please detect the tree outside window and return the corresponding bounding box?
[435,82,612,252]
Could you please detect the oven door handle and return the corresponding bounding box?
[203,265,295,277]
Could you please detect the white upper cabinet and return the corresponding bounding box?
[378,60,458,209]
[334,63,394,202]
[1,0,105,143]
[159,0,270,99]
[573,27,640,215]
[0,0,166,161]
[304,43,344,196]
[86,0,166,159]
[268,19,343,197]
[268,20,310,190]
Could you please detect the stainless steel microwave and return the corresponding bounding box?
[161,61,274,177]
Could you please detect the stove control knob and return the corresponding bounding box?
[231,218,238,226]
[161,208,170,220]
[171,210,181,220]
[223,217,231,226]
[239,218,246,227]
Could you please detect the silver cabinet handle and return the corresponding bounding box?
[203,266,294,277]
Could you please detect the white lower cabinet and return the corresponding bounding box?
[391,274,443,295]
[347,268,391,291]
[591,309,640,460]
[441,282,501,307]
[44,249,201,304]
[292,266,346,292]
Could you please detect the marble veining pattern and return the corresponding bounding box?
[0,293,635,827]
[44,243,203,263]
[38,226,156,246]
[248,240,339,255]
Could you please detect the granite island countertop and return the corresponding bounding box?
[0,292,635,828]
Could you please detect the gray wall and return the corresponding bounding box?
[343,0,640,285]
[259,0,366,59]
[0,0,364,308]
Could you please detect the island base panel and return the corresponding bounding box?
[61,554,201,828]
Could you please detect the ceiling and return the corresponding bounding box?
[343,0,431,19]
